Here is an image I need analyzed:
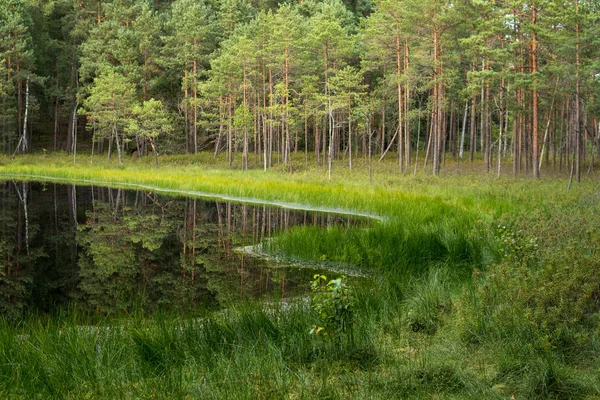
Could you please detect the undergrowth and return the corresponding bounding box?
[0,152,598,398]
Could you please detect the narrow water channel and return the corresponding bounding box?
[0,181,369,318]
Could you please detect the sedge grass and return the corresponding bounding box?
[0,152,599,398]
[3,152,595,218]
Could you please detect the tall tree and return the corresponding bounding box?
[165,0,216,154]
[127,98,173,168]
[81,70,136,164]
[306,0,353,179]
[0,0,35,154]
[329,66,365,170]
[361,0,411,171]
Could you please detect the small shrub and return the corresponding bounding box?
[309,274,355,344]
[496,224,538,267]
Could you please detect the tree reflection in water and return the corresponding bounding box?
[0,181,365,318]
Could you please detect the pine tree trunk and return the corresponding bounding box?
[149,137,159,168]
[460,101,468,159]
[404,39,411,169]
[396,35,403,173]
[532,0,540,178]
[470,93,476,162]
[72,102,78,165]
[20,76,29,155]
[114,126,123,164]
[263,72,268,171]
[269,69,274,168]
[485,68,491,172]
[325,46,333,181]
[432,29,442,175]
[228,94,233,167]
[53,88,59,152]
[575,0,581,182]
[193,52,198,154]
[184,67,189,153]
[348,94,352,171]
[215,96,224,158]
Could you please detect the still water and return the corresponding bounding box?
[0,181,367,318]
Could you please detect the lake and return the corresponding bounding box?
[0,181,368,319]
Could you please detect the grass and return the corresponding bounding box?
[0,151,599,398]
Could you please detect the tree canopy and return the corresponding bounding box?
[1,0,598,179]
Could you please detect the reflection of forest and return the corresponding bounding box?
[0,181,362,317]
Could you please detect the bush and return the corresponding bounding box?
[309,275,355,345]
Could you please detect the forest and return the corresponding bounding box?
[1,0,599,179]
[1,0,600,398]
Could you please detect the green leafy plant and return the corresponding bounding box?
[496,224,539,266]
[309,274,355,343]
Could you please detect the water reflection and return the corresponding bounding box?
[0,181,366,318]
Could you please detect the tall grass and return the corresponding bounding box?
[0,302,382,398]
[3,152,587,218]
[0,152,599,398]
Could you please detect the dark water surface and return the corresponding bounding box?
[0,181,367,318]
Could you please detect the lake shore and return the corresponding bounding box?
[0,152,598,399]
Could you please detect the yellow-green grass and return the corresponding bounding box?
[0,151,599,399]
[1,152,596,218]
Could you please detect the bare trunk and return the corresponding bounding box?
[214,96,223,158]
[348,93,352,171]
[18,76,29,156]
[485,67,491,172]
[431,29,442,175]
[470,91,476,162]
[148,137,159,168]
[325,45,333,181]
[396,35,403,172]
[459,100,468,159]
[497,84,503,178]
[53,92,59,152]
[184,67,189,153]
[404,39,411,169]
[114,125,123,164]
[193,47,198,154]
[227,94,232,167]
[414,109,421,175]
[269,69,274,168]
[263,73,268,171]
[532,0,540,178]
[575,0,581,183]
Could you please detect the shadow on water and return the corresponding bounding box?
[0,181,370,319]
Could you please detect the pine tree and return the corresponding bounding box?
[127,98,173,168]
[82,70,136,164]
[0,0,35,154]
[305,0,353,179]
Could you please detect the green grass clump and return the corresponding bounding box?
[0,302,383,398]
[0,152,599,398]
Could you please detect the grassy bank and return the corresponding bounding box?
[0,152,599,398]
[3,152,590,217]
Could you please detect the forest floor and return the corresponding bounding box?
[0,152,599,399]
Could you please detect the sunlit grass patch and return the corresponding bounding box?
[0,152,599,398]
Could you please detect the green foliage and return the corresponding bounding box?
[81,70,137,147]
[310,274,355,343]
[233,103,253,133]
[0,161,599,398]
[496,224,539,267]
[455,202,600,398]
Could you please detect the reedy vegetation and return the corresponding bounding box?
[0,154,599,398]
[1,0,599,397]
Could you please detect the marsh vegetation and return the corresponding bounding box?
[1,0,599,396]
[0,154,598,398]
